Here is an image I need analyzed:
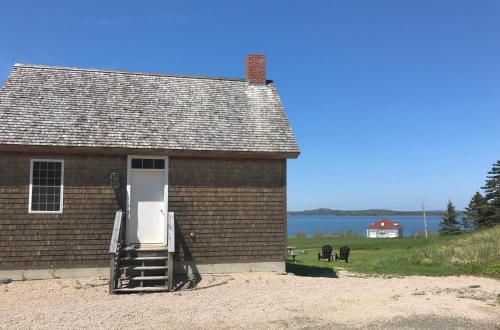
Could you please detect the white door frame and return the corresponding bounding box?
[126,155,169,245]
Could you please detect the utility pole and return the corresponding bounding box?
[421,199,428,238]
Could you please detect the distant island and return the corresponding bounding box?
[287,208,463,217]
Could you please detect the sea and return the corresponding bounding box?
[287,215,443,237]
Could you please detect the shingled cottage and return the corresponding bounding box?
[0,55,299,292]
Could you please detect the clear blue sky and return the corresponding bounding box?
[1,1,499,211]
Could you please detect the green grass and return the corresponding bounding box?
[287,225,500,277]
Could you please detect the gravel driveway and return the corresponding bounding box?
[1,271,499,329]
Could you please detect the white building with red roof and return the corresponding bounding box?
[366,219,403,238]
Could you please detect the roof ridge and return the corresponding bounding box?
[13,63,262,83]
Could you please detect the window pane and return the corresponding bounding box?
[142,159,154,169]
[30,160,63,212]
[31,193,39,204]
[131,159,142,168]
[154,159,165,169]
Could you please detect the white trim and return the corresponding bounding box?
[28,159,64,214]
[126,157,131,243]
[164,157,169,245]
[126,155,169,244]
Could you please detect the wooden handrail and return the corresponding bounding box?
[109,210,124,254]
[109,210,124,294]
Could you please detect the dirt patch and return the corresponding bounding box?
[0,271,498,329]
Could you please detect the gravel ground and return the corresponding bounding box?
[0,271,499,329]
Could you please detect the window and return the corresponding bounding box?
[131,158,165,169]
[29,159,64,213]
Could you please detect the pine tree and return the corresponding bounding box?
[439,201,462,235]
[462,192,491,230]
[481,160,500,227]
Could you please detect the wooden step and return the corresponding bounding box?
[113,286,169,293]
[121,256,168,262]
[133,266,168,271]
[130,276,168,281]
[120,266,168,271]
[124,245,168,252]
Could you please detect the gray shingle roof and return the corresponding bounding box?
[0,64,299,156]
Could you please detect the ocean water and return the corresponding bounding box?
[287,215,443,237]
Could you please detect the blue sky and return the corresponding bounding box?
[1,1,499,211]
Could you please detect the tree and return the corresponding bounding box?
[462,192,489,230]
[439,201,462,235]
[481,160,500,227]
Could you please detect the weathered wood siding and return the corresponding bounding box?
[0,153,126,268]
[169,158,286,264]
[0,153,286,269]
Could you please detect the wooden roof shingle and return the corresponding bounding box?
[0,64,299,157]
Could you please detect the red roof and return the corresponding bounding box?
[367,219,401,229]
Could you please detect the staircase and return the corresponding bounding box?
[113,245,170,293]
[109,210,175,294]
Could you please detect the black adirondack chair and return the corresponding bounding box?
[335,246,350,263]
[318,245,333,262]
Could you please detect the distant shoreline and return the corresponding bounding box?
[287,208,462,217]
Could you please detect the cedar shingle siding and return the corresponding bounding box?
[169,158,286,264]
[0,154,286,268]
[0,153,126,268]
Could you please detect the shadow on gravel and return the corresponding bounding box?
[286,262,338,278]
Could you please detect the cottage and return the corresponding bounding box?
[366,219,403,238]
[0,55,299,292]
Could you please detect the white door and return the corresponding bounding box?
[128,164,166,244]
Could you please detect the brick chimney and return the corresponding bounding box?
[246,54,266,84]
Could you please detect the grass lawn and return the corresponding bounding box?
[286,225,500,277]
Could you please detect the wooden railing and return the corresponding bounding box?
[109,210,124,294]
[167,212,175,291]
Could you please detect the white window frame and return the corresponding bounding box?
[28,159,65,214]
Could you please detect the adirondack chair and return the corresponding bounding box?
[317,245,333,262]
[335,246,350,263]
